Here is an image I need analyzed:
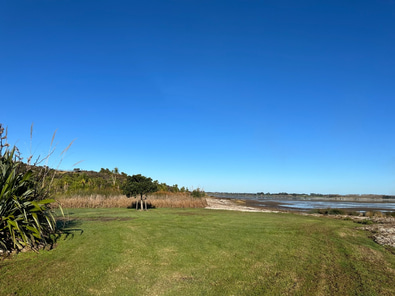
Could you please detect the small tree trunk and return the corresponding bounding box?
[140,194,143,211]
[144,199,147,211]
[135,198,138,210]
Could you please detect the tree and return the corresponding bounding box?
[121,174,158,210]
[191,188,206,198]
[111,167,119,187]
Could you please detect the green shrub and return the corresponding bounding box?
[191,188,206,198]
[0,125,60,255]
[356,219,374,225]
[386,211,395,218]
[308,208,345,215]
[347,211,361,216]
[328,208,345,215]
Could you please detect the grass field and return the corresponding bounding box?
[1,208,395,295]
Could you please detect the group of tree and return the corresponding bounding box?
[49,168,128,196]
[48,168,203,200]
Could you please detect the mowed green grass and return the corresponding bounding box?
[1,208,395,296]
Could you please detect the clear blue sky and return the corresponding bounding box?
[1,0,394,194]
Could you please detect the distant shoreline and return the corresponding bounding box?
[208,192,395,201]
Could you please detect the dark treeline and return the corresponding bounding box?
[257,192,395,199]
[208,192,395,199]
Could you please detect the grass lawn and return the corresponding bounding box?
[1,208,395,295]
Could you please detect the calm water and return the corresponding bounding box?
[273,199,395,211]
[210,194,395,212]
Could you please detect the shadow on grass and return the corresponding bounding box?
[53,218,84,245]
[127,201,156,210]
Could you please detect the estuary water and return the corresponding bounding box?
[273,199,395,211]
[209,193,395,212]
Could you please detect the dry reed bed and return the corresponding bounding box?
[56,194,208,209]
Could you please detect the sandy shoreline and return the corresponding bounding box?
[205,197,280,212]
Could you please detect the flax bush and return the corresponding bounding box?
[0,125,59,255]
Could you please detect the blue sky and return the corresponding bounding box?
[1,0,394,194]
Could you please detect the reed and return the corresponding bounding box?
[57,193,208,209]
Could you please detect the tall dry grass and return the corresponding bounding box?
[56,193,208,209]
